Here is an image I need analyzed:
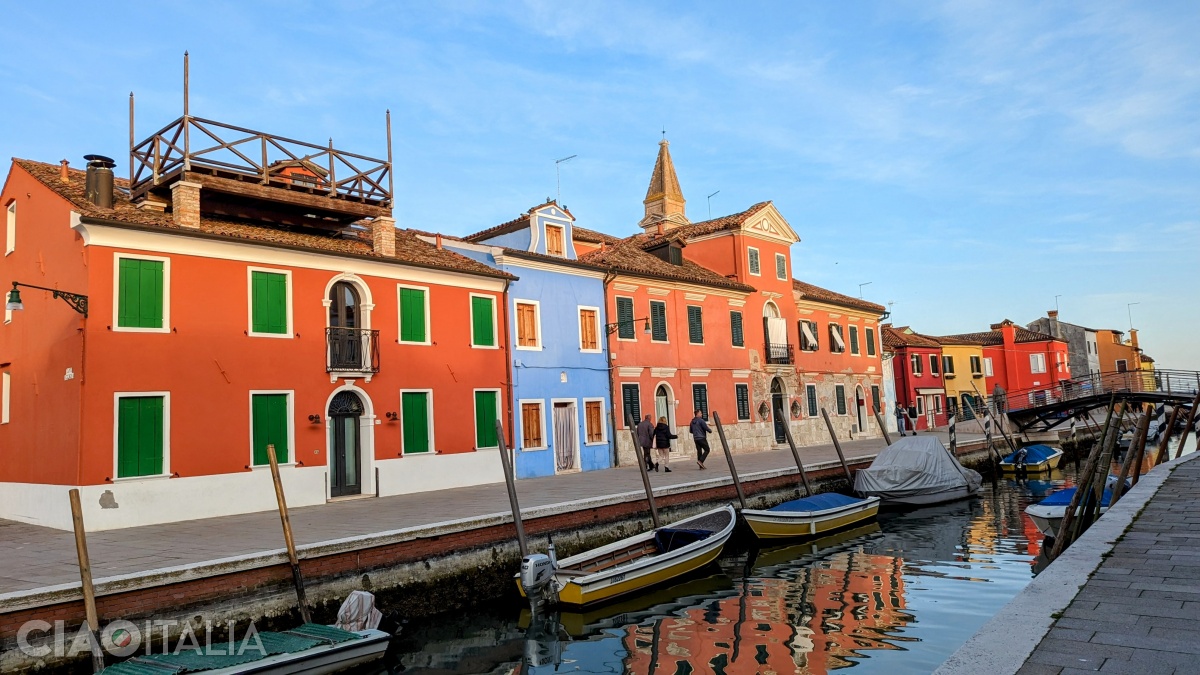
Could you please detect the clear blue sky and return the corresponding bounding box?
[3,2,1197,369]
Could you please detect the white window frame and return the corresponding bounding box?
[1,370,9,424]
[1030,353,1047,374]
[649,299,669,344]
[577,305,602,353]
[4,201,14,256]
[774,252,787,280]
[747,247,761,276]
[916,396,925,415]
[248,390,296,468]
[397,283,432,346]
[518,398,548,450]
[910,353,922,375]
[548,398,581,470]
[514,298,543,351]
[970,355,982,375]
[806,383,818,417]
[399,388,436,455]
[583,397,608,445]
[1115,359,1128,372]
[614,296,638,343]
[983,357,994,377]
[929,353,941,377]
[620,382,641,429]
[691,382,709,419]
[111,391,171,482]
[829,323,846,353]
[544,223,566,257]
[686,304,704,345]
[469,293,499,350]
[112,253,171,334]
[849,325,860,356]
[734,383,751,421]
[934,396,942,414]
[473,387,503,449]
[246,266,294,339]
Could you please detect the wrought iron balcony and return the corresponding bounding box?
[764,341,794,365]
[327,328,380,373]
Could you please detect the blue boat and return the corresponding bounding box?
[1024,485,1112,535]
[1000,444,1064,473]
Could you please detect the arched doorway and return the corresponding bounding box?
[771,378,786,443]
[855,385,868,433]
[328,390,364,497]
[654,385,674,449]
[328,281,362,370]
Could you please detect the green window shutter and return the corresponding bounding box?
[735,384,750,420]
[474,391,498,447]
[621,384,641,426]
[748,249,760,275]
[730,311,744,347]
[687,306,703,344]
[691,385,708,419]
[118,396,164,477]
[616,297,635,339]
[118,259,164,328]
[806,386,818,417]
[252,394,289,465]
[251,271,288,334]
[650,301,667,341]
[471,297,494,346]
[849,326,860,354]
[402,392,430,453]
[835,386,847,415]
[775,253,787,279]
[871,385,881,413]
[866,328,876,356]
[400,288,427,342]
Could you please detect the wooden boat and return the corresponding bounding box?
[1025,485,1113,536]
[1000,444,1064,473]
[516,504,737,608]
[854,436,983,506]
[740,492,880,540]
[99,623,390,675]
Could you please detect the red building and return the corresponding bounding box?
[941,320,1071,408]
[0,114,514,530]
[881,325,947,431]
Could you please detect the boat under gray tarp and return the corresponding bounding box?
[854,436,982,506]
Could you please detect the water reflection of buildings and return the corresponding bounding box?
[620,547,909,673]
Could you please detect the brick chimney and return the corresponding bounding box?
[1047,309,1060,338]
[59,160,69,183]
[371,216,396,256]
[1129,328,1139,350]
[170,181,202,229]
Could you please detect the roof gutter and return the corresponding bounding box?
[76,215,516,282]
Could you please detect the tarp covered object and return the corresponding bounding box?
[769,492,867,513]
[1001,444,1059,465]
[853,435,982,499]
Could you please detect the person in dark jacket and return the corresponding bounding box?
[653,416,677,473]
[635,414,655,471]
[689,410,712,469]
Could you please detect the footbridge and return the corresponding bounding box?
[1000,369,1200,432]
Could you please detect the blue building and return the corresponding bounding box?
[429,202,615,478]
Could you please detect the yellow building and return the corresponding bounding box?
[932,336,988,419]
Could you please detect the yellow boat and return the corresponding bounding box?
[516,504,737,608]
[740,492,880,540]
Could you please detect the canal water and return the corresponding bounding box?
[381,466,1088,675]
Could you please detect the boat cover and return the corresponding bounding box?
[1002,444,1058,465]
[335,590,383,631]
[99,624,363,675]
[853,436,982,498]
[1038,486,1113,507]
[655,528,712,552]
[768,492,866,513]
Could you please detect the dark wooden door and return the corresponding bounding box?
[771,379,786,443]
[329,391,363,497]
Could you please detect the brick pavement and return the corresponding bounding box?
[1018,454,1200,675]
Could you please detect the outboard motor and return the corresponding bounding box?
[519,541,560,612]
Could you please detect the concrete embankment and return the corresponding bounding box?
[1,437,998,672]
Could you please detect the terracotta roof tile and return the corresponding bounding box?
[12,159,510,279]
[571,225,620,244]
[639,201,773,243]
[880,325,941,349]
[791,280,886,314]
[464,200,576,243]
[939,324,1062,346]
[578,237,755,293]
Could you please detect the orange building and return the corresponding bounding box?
[1095,328,1142,373]
[0,116,514,530]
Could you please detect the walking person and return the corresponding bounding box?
[690,409,712,470]
[653,416,677,473]
[636,414,655,471]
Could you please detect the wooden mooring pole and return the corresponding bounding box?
[1075,404,1125,542]
[713,412,747,510]
[1153,404,1183,467]
[1175,392,1200,460]
[68,489,105,673]
[962,397,1002,468]
[872,409,893,446]
[1050,397,1114,559]
[627,415,660,529]
[1112,406,1151,504]
[493,421,529,557]
[779,405,813,496]
[820,408,854,484]
[267,443,312,624]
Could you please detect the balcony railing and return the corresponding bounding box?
[765,342,794,365]
[327,328,380,373]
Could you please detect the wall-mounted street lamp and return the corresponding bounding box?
[605,317,652,336]
[7,282,89,317]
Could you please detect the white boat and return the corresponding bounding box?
[1025,483,1120,536]
[517,504,737,608]
[853,436,983,506]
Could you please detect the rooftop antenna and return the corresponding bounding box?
[1126,301,1139,332]
[182,51,191,171]
[1054,294,1062,312]
[128,92,135,185]
[706,190,720,219]
[555,155,576,202]
[858,281,873,299]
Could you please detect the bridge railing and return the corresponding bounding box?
[997,369,1200,414]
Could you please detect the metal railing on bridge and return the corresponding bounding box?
[999,369,1200,414]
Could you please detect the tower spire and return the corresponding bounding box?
[639,137,689,232]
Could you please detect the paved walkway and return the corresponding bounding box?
[1018,455,1200,674]
[0,430,980,599]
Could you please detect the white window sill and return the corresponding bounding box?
[113,327,170,334]
[579,348,603,354]
[515,345,543,351]
[400,451,438,457]
[398,340,432,346]
[584,441,608,447]
[250,462,298,470]
[471,344,501,350]
[248,331,293,339]
[111,474,172,484]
